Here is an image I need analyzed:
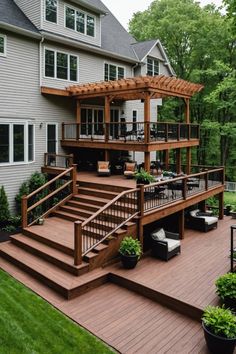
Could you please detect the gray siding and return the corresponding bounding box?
[140,44,172,76]
[41,42,133,89]
[42,0,101,46]
[0,32,75,210]
[14,0,41,29]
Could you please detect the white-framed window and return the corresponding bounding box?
[65,5,95,37]
[45,0,58,23]
[147,57,159,76]
[0,34,6,57]
[104,63,125,81]
[0,121,35,165]
[44,48,78,82]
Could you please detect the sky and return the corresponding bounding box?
[102,0,223,29]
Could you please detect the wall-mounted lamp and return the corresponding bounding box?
[39,122,43,129]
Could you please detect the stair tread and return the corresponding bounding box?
[10,234,88,270]
[60,205,94,215]
[54,210,86,221]
[77,187,118,196]
[73,194,111,204]
[84,251,99,259]
[0,243,108,290]
[68,200,100,210]
[94,243,109,252]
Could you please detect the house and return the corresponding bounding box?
[0,0,225,298]
[0,0,174,209]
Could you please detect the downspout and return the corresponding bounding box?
[39,36,44,87]
[132,62,139,77]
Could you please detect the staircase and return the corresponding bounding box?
[0,181,138,299]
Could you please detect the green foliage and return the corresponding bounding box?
[0,269,113,354]
[119,237,142,258]
[28,172,47,193]
[135,168,155,184]
[2,225,16,233]
[15,182,29,215]
[202,306,236,339]
[216,273,236,300]
[224,192,236,210]
[0,186,10,225]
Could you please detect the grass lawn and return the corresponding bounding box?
[0,269,113,354]
[224,192,236,208]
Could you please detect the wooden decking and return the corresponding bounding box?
[0,217,234,353]
[77,171,136,189]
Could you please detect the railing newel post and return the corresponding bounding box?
[21,195,28,229]
[71,164,77,195]
[205,172,209,191]
[62,122,65,140]
[74,221,82,266]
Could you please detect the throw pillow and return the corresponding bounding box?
[151,228,165,241]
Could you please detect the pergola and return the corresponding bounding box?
[42,75,204,172]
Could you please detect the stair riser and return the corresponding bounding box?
[53,212,79,223]
[67,201,99,212]
[72,196,106,207]
[78,181,128,193]
[78,189,115,200]
[0,250,69,298]
[60,206,92,219]
[23,229,73,256]
[11,238,88,276]
[68,275,108,300]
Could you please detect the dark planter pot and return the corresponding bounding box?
[120,254,139,269]
[202,322,236,354]
[222,297,236,313]
[136,179,150,185]
[224,207,231,216]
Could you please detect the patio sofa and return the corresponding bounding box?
[151,228,181,261]
[186,209,218,232]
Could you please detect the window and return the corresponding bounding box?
[0,122,34,165]
[0,34,6,57]
[45,49,78,82]
[65,6,95,37]
[104,63,125,81]
[147,57,159,76]
[45,0,57,23]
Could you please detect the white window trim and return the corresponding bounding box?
[0,34,7,57]
[44,47,79,82]
[46,123,58,154]
[0,121,35,166]
[64,4,96,38]
[147,56,160,76]
[103,61,126,81]
[44,0,58,25]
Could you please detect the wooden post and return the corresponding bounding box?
[62,123,65,140]
[104,150,110,162]
[76,100,81,123]
[176,148,181,175]
[21,196,28,229]
[218,192,224,220]
[179,210,185,239]
[165,123,168,142]
[144,152,151,172]
[71,164,77,195]
[199,200,206,212]
[138,184,144,250]
[205,172,209,191]
[186,147,191,175]
[74,221,82,265]
[104,96,110,143]
[144,93,151,144]
[184,98,190,124]
[177,124,180,141]
[69,154,74,167]
[164,149,169,170]
[182,178,187,200]
[44,153,47,167]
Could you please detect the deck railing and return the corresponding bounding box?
[143,168,224,213]
[62,122,200,144]
[44,153,74,169]
[21,165,77,228]
[74,188,139,265]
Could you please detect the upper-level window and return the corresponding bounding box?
[104,63,125,81]
[0,122,34,165]
[45,48,78,82]
[45,0,58,23]
[147,57,159,76]
[65,6,95,37]
[0,34,6,57]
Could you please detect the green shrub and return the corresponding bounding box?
[119,236,142,258]
[15,182,29,215]
[2,225,16,233]
[0,186,10,225]
[202,306,236,339]
[28,172,47,193]
[135,168,155,184]
[216,273,236,300]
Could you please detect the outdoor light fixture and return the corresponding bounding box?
[39,122,43,129]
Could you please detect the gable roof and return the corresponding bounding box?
[70,0,107,14]
[131,39,158,61]
[0,0,39,36]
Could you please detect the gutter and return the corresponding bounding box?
[40,30,139,64]
[0,22,41,40]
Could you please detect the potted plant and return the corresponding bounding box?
[216,273,236,312]
[134,168,155,185]
[119,236,142,269]
[202,306,236,354]
[231,206,236,219]
[225,204,232,216]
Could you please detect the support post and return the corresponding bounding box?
[218,192,224,220]
[104,150,110,162]
[62,123,65,140]
[184,98,190,123]
[176,148,181,175]
[138,184,144,249]
[144,93,151,144]
[205,172,209,191]
[164,150,169,170]
[144,152,151,172]
[71,164,77,195]
[104,96,110,143]
[199,200,206,212]
[21,196,28,229]
[179,210,185,239]
[74,221,82,265]
[76,100,81,123]
[186,147,191,175]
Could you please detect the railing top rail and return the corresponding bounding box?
[24,166,74,200]
[81,187,138,228]
[45,152,73,158]
[144,167,224,190]
[62,121,200,126]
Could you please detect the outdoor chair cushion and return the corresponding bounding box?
[98,168,110,173]
[98,161,109,169]
[125,162,136,171]
[151,228,165,241]
[198,216,218,225]
[163,238,181,252]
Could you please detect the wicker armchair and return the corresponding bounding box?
[151,228,181,261]
[97,161,111,176]
[186,209,218,232]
